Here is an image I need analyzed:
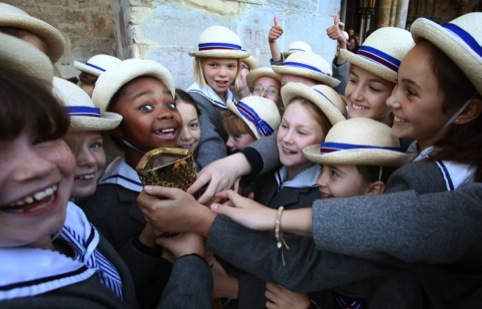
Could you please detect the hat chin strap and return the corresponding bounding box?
[120,138,146,155]
[436,92,478,133]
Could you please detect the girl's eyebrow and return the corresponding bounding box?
[400,78,421,91]
[132,90,153,100]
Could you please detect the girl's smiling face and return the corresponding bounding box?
[251,76,283,112]
[345,65,394,124]
[226,132,256,153]
[277,100,326,179]
[64,131,106,198]
[176,101,201,153]
[202,58,238,99]
[112,77,182,165]
[387,43,451,151]
[0,129,75,248]
[316,164,370,198]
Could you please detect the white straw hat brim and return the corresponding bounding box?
[0,4,65,63]
[246,67,281,90]
[273,65,340,88]
[92,59,176,113]
[0,32,53,85]
[69,112,122,132]
[281,82,346,125]
[341,49,397,83]
[242,56,259,70]
[410,15,482,95]
[303,144,416,167]
[74,61,103,76]
[188,50,250,59]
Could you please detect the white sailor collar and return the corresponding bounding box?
[0,203,96,300]
[187,82,236,109]
[275,164,321,190]
[412,143,475,190]
[98,157,142,193]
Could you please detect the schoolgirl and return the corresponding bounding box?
[77,58,182,308]
[175,88,201,167]
[223,95,281,153]
[239,82,346,307]
[245,67,283,112]
[52,77,122,199]
[385,12,482,191]
[73,54,122,96]
[187,25,250,168]
[340,27,414,126]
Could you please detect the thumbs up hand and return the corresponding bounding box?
[268,16,284,43]
[326,16,347,48]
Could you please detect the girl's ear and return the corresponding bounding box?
[456,97,482,125]
[365,181,386,195]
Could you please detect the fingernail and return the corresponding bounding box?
[144,185,152,192]
[211,203,218,211]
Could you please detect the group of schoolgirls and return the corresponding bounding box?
[2,1,482,308]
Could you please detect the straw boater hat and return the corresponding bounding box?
[340,27,414,83]
[226,96,281,139]
[0,3,65,63]
[189,25,250,59]
[242,55,259,70]
[53,77,122,131]
[281,82,346,126]
[304,117,416,166]
[272,51,340,88]
[410,12,482,95]
[0,32,53,85]
[74,54,122,77]
[92,59,176,113]
[282,41,312,57]
[246,67,281,90]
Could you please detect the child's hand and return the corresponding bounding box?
[138,186,215,236]
[265,283,311,309]
[211,256,239,299]
[269,16,284,43]
[210,189,276,231]
[156,232,206,258]
[326,16,347,48]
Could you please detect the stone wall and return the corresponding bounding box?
[6,0,341,89]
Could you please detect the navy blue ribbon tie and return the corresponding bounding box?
[66,106,101,117]
[235,101,274,136]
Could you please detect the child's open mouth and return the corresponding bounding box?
[1,185,58,214]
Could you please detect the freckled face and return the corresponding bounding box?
[277,100,326,177]
[0,130,75,248]
[225,132,256,153]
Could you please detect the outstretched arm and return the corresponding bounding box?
[269,16,284,63]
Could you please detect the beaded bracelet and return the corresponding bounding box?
[275,206,290,266]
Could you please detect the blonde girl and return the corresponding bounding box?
[187,25,250,169]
